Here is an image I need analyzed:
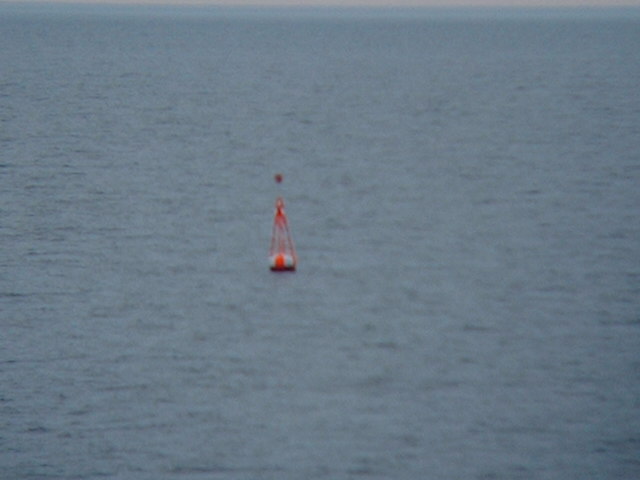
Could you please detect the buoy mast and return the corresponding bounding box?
[269,196,296,271]
[269,174,296,271]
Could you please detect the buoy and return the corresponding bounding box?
[269,196,296,272]
[269,253,295,270]
[274,173,283,184]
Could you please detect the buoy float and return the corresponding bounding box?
[269,196,297,272]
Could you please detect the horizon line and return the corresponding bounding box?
[3,0,640,7]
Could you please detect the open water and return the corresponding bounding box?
[1,4,639,479]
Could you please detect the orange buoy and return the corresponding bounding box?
[269,196,297,272]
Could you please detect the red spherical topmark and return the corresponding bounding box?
[274,173,283,183]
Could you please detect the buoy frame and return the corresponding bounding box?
[269,196,297,272]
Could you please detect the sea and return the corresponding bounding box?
[1,3,639,479]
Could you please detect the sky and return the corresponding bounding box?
[5,0,640,6]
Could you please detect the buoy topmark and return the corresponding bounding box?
[269,196,296,272]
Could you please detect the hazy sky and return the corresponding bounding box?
[8,0,640,6]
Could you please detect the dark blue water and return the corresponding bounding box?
[1,5,639,479]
